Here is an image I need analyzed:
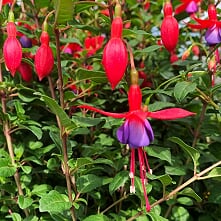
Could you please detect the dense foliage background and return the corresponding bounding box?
[1,0,221,220]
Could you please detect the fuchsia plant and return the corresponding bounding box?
[175,0,200,14]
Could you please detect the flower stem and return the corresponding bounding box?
[54,27,76,221]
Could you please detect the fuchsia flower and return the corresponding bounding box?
[3,22,22,76]
[2,0,13,5]
[79,84,195,211]
[102,16,128,89]
[17,62,32,82]
[84,35,104,56]
[175,0,200,14]
[34,31,54,81]
[161,2,179,53]
[187,4,221,45]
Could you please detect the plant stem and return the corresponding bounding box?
[0,64,29,217]
[126,160,221,221]
[54,27,76,221]
[101,194,129,214]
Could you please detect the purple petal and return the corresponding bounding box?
[205,25,221,45]
[186,1,198,14]
[116,118,154,148]
[117,120,129,144]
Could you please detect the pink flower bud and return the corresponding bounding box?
[102,17,128,89]
[34,31,54,81]
[161,2,179,52]
[192,45,200,56]
[3,22,22,76]
[182,49,190,60]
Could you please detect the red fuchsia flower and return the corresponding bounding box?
[187,4,221,45]
[161,2,179,53]
[3,22,22,76]
[175,0,200,14]
[102,14,128,89]
[17,62,33,82]
[34,31,54,81]
[143,1,150,11]
[84,35,104,56]
[79,84,195,211]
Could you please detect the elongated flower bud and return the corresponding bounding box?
[34,31,54,81]
[161,2,179,52]
[3,22,22,76]
[102,15,128,89]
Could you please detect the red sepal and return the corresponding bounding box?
[147,108,195,120]
[78,105,127,118]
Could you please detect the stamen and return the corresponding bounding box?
[130,185,136,194]
[138,148,151,212]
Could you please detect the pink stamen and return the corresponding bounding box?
[138,148,151,212]
[143,147,152,174]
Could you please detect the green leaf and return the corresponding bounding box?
[147,211,169,221]
[10,213,22,221]
[169,137,200,171]
[83,214,109,221]
[177,197,193,206]
[0,159,16,177]
[123,29,153,38]
[134,45,162,56]
[157,174,173,187]
[206,167,221,179]
[74,2,98,14]
[19,125,42,140]
[77,174,112,193]
[72,115,104,127]
[172,206,190,221]
[39,190,72,213]
[146,146,171,164]
[53,0,73,24]
[76,68,107,83]
[174,81,196,102]
[32,184,52,197]
[35,93,76,132]
[178,187,202,202]
[109,171,129,195]
[18,196,33,209]
[21,165,32,174]
[165,166,186,176]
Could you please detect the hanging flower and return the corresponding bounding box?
[102,4,128,89]
[79,84,195,211]
[2,0,13,5]
[187,4,221,45]
[160,1,179,53]
[34,31,54,81]
[175,0,200,14]
[3,21,22,76]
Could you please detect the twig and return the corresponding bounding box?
[126,160,221,221]
[54,27,76,221]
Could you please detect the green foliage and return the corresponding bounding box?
[0,1,221,221]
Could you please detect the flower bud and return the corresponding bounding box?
[161,2,179,52]
[3,22,22,76]
[102,15,128,89]
[34,31,54,81]
[192,45,200,56]
[182,49,190,60]
[17,62,32,82]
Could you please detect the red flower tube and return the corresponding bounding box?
[34,31,54,81]
[161,2,179,53]
[3,22,22,76]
